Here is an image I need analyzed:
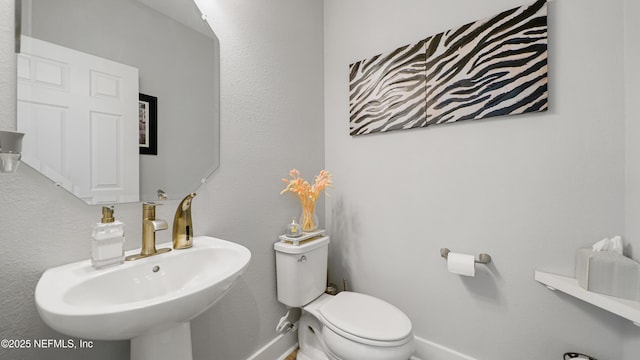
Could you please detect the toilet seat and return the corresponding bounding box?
[318,292,413,347]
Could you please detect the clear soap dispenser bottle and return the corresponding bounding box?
[91,206,125,269]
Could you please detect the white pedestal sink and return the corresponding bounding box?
[35,236,251,360]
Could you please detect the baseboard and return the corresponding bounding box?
[246,331,474,360]
[411,335,477,360]
[245,330,298,360]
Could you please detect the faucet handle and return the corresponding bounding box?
[143,201,163,220]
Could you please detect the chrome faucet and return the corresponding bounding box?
[173,193,196,249]
[125,202,171,261]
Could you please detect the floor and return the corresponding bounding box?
[284,348,298,360]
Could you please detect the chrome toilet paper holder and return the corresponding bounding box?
[440,248,492,265]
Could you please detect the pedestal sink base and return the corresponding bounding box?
[131,323,192,360]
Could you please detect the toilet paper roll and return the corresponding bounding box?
[447,252,475,277]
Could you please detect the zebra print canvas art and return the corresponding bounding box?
[349,0,548,136]
[349,41,427,135]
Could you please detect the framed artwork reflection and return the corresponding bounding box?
[139,93,157,155]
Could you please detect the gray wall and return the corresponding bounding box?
[0,0,324,360]
[0,0,15,130]
[624,0,640,357]
[324,0,633,359]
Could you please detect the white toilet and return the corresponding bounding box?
[274,236,414,360]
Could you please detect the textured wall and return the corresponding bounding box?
[189,1,324,359]
[0,0,324,359]
[0,0,15,130]
[325,0,630,359]
[623,0,640,357]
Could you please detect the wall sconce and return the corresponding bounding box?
[0,130,25,173]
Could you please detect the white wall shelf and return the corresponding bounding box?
[534,270,640,326]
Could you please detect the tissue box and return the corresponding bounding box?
[575,248,640,301]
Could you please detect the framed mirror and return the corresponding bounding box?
[16,0,220,204]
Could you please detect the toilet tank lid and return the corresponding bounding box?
[274,236,330,254]
[319,292,412,342]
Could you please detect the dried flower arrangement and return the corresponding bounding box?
[281,169,332,231]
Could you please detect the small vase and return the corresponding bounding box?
[300,201,319,232]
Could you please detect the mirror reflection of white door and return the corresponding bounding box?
[17,36,140,204]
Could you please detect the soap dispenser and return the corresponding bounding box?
[173,193,196,249]
[91,206,125,269]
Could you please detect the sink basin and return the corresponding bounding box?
[35,236,251,359]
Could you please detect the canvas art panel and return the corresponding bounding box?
[349,0,548,136]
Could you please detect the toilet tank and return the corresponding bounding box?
[274,236,330,307]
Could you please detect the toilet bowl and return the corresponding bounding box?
[274,236,414,360]
[299,292,414,360]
